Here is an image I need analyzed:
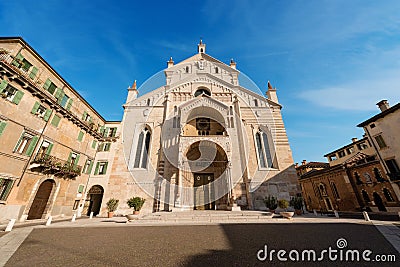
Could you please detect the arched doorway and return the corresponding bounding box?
[27,179,55,220]
[83,185,104,216]
[373,192,387,212]
[186,140,228,210]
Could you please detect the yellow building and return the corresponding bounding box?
[0,37,109,223]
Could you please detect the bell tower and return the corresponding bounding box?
[197,39,206,54]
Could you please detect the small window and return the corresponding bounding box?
[215,67,219,74]
[370,123,376,129]
[383,188,394,202]
[357,142,368,150]
[77,131,84,142]
[0,120,8,137]
[21,58,32,72]
[338,150,346,158]
[108,127,117,137]
[77,185,85,194]
[362,190,370,203]
[43,78,57,95]
[83,159,94,174]
[0,178,14,201]
[95,161,108,175]
[346,147,354,154]
[91,140,97,149]
[331,183,340,199]
[254,99,258,107]
[375,135,387,149]
[329,155,337,161]
[36,140,53,158]
[51,114,61,127]
[73,200,80,210]
[354,172,363,184]
[185,66,190,73]
[319,183,328,197]
[147,99,150,106]
[14,132,38,156]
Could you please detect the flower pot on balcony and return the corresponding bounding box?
[107,211,114,218]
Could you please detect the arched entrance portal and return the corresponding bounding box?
[84,185,104,216]
[185,140,229,210]
[27,179,55,220]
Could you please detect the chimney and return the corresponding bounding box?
[167,57,174,68]
[302,160,307,165]
[351,137,358,143]
[295,163,298,168]
[266,81,279,104]
[377,100,390,112]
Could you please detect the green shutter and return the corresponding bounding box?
[97,142,104,152]
[12,52,24,67]
[99,126,104,134]
[110,128,116,137]
[91,140,97,149]
[31,102,40,114]
[102,162,108,175]
[25,136,39,156]
[43,109,52,122]
[43,78,51,90]
[82,111,87,120]
[66,98,73,111]
[29,67,38,79]
[12,90,24,105]
[104,143,111,151]
[0,121,7,136]
[74,154,80,167]
[13,134,23,152]
[87,160,94,174]
[67,152,73,164]
[54,88,62,102]
[45,143,53,155]
[103,127,109,137]
[94,162,100,175]
[78,131,84,142]
[78,185,84,193]
[0,80,8,93]
[1,179,14,201]
[51,114,61,127]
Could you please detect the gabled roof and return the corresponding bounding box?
[357,102,400,127]
[176,52,239,73]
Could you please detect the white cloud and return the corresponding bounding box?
[298,73,400,111]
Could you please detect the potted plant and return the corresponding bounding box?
[264,196,278,213]
[290,196,303,215]
[106,198,119,218]
[278,199,294,219]
[127,197,145,215]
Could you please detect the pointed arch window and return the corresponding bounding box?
[362,190,370,203]
[255,130,274,168]
[383,188,394,202]
[134,128,151,168]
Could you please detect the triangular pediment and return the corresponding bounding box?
[179,94,228,114]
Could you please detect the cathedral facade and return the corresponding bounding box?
[101,41,299,213]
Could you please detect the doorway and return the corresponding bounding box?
[83,185,104,216]
[27,179,55,220]
[194,173,215,210]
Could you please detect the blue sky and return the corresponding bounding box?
[1,1,399,163]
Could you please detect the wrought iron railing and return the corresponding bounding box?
[32,153,82,178]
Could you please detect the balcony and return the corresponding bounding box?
[29,153,82,178]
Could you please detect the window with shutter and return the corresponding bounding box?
[0,178,14,201]
[77,131,84,142]
[29,67,38,79]
[0,80,9,93]
[51,114,61,127]
[14,132,38,156]
[0,121,7,137]
[91,140,97,149]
